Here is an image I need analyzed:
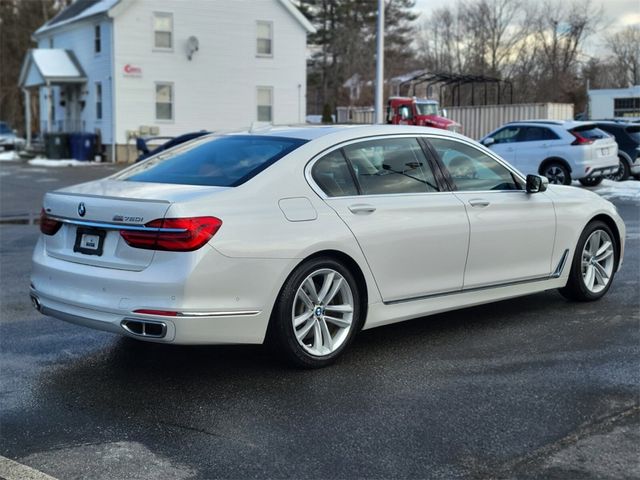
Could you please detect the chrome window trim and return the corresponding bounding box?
[48,215,187,233]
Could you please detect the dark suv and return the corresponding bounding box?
[594,121,640,181]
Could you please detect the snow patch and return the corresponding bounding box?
[28,158,103,167]
[0,151,20,161]
[591,179,640,201]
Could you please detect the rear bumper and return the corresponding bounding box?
[585,165,619,178]
[30,287,272,344]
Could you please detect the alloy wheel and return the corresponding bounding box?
[291,268,354,357]
[545,166,566,184]
[581,229,615,294]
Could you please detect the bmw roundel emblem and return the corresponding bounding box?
[78,202,86,217]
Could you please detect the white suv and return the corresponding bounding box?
[480,121,619,186]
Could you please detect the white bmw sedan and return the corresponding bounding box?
[31,126,625,367]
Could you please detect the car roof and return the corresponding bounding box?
[504,120,596,129]
[227,124,461,142]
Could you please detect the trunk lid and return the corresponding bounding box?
[43,179,229,271]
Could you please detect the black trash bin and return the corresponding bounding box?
[45,133,70,159]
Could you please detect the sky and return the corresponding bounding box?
[413,0,640,55]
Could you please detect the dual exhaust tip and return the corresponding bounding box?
[30,294,41,312]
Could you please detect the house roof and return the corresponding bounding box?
[18,49,87,88]
[35,0,314,36]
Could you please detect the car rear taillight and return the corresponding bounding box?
[120,216,222,251]
[570,131,594,145]
[39,209,62,236]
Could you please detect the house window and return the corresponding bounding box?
[96,82,102,120]
[94,24,101,53]
[48,37,54,48]
[153,13,173,49]
[257,21,272,56]
[257,86,273,122]
[155,83,173,120]
[613,97,640,118]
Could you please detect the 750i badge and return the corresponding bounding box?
[112,215,144,223]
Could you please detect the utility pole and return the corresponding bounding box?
[374,0,385,124]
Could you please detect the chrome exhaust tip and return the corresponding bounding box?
[30,294,41,311]
[121,319,167,338]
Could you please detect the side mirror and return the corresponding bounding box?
[482,137,495,147]
[526,174,548,193]
[441,108,448,118]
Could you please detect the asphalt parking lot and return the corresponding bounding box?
[0,160,638,480]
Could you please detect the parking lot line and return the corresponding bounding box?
[0,455,58,480]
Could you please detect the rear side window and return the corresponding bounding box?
[312,150,359,197]
[520,127,559,141]
[115,135,306,187]
[342,137,440,195]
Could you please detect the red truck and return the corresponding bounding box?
[386,97,462,133]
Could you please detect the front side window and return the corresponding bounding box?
[95,82,102,120]
[94,24,101,53]
[257,86,273,122]
[153,12,173,49]
[429,137,522,191]
[342,137,439,195]
[492,126,521,144]
[155,83,173,120]
[257,21,273,56]
[114,135,306,187]
[312,150,359,197]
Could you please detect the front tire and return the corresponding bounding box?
[559,221,617,302]
[269,257,362,368]
[542,162,572,185]
[579,177,604,187]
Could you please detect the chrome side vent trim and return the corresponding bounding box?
[551,249,570,278]
[121,319,167,338]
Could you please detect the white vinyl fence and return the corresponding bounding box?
[447,103,574,140]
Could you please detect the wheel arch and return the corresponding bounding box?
[618,151,632,165]
[539,157,572,174]
[588,214,622,270]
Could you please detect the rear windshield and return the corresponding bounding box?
[626,126,640,142]
[571,126,610,140]
[115,135,307,187]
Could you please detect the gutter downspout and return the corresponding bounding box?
[110,19,116,163]
[23,88,32,149]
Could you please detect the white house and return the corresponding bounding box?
[19,0,314,161]
[588,85,640,120]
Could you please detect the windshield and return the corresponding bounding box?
[415,103,438,116]
[0,122,11,134]
[626,126,640,143]
[114,135,307,187]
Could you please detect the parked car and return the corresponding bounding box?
[480,120,619,186]
[0,121,25,151]
[592,121,640,181]
[31,125,625,368]
[136,131,212,162]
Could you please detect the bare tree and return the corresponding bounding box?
[606,25,640,86]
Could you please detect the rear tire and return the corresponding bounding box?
[559,221,617,302]
[268,257,362,368]
[609,157,630,181]
[542,162,571,185]
[579,177,604,187]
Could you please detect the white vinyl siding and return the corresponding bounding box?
[153,12,173,49]
[155,82,174,120]
[257,87,273,122]
[256,21,273,56]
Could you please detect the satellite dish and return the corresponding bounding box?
[186,36,199,60]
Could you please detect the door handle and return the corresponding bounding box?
[469,199,490,208]
[348,204,376,214]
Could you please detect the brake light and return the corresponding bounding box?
[39,209,62,235]
[120,216,222,251]
[570,131,594,145]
